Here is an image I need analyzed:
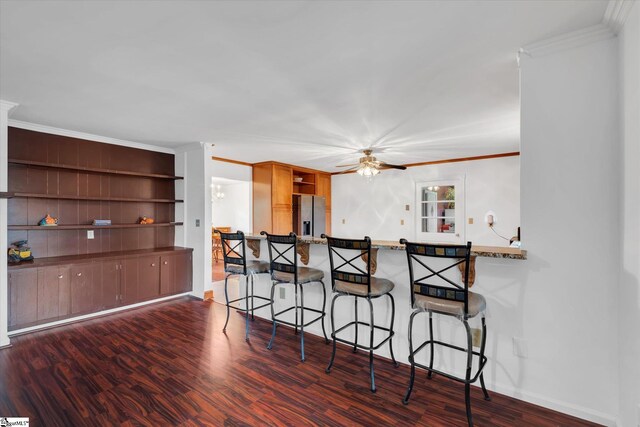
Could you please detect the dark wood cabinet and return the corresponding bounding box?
[37,266,70,322]
[7,248,193,331]
[138,255,161,301]
[8,269,38,328]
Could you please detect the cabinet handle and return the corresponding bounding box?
[77,272,82,277]
[151,263,156,267]
[58,275,63,279]
[163,261,168,265]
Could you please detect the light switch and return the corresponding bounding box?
[195,219,200,227]
[341,219,346,224]
[405,204,410,211]
[400,219,405,225]
[87,230,94,239]
[468,218,474,225]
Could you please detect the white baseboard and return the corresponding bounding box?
[8,293,191,336]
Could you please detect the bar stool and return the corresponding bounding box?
[323,234,398,393]
[400,239,490,426]
[261,231,329,361]
[217,230,271,341]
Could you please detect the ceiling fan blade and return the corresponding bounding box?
[333,166,360,174]
[378,162,407,170]
[335,163,360,168]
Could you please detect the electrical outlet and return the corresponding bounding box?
[341,219,346,224]
[513,337,528,358]
[400,219,405,225]
[405,204,410,211]
[468,217,474,225]
[87,230,94,239]
[471,328,482,347]
[279,287,286,299]
[195,219,200,227]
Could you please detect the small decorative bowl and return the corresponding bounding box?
[294,177,303,183]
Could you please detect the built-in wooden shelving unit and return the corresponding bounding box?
[8,222,183,230]
[8,159,184,180]
[10,192,183,203]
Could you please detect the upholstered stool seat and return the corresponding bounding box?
[272,266,324,284]
[225,260,270,275]
[335,277,394,297]
[413,291,486,318]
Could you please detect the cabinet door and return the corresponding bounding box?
[273,206,293,234]
[37,267,61,322]
[58,266,71,318]
[70,264,95,315]
[174,252,192,294]
[272,164,293,207]
[160,254,176,295]
[102,260,121,310]
[8,269,38,329]
[121,258,139,305]
[137,255,160,301]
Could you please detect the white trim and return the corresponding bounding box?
[603,0,636,33]
[174,141,205,154]
[519,24,615,58]
[7,293,193,336]
[7,119,175,154]
[490,382,617,427]
[0,101,19,112]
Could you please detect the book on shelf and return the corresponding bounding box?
[92,219,112,226]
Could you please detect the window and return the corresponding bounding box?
[416,179,464,243]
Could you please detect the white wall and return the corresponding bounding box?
[0,101,18,348]
[519,33,620,424]
[211,181,252,232]
[618,3,640,426]
[331,155,520,246]
[175,143,213,299]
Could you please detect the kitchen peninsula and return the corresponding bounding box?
[234,233,526,367]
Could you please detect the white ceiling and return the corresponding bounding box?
[1,1,608,171]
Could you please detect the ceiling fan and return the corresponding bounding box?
[336,149,407,177]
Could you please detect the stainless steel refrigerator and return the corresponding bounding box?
[292,195,326,237]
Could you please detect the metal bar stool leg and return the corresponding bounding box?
[353,296,359,353]
[244,275,250,341]
[388,293,399,367]
[223,275,231,332]
[463,319,474,427]
[367,297,376,393]
[267,282,277,350]
[479,316,491,401]
[251,274,256,321]
[294,284,299,335]
[403,311,418,404]
[326,294,340,373]
[428,311,435,379]
[300,284,305,362]
[320,280,329,343]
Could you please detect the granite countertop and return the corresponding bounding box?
[245,234,526,260]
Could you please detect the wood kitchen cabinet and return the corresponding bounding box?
[253,161,331,235]
[7,248,193,331]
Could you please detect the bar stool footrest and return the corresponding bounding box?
[331,320,395,351]
[411,339,488,384]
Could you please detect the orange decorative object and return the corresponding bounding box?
[38,214,59,226]
[138,216,155,225]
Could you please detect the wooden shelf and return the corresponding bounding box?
[9,159,184,180]
[0,192,15,199]
[293,181,315,185]
[11,192,183,203]
[8,222,183,230]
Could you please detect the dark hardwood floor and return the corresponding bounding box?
[0,297,597,426]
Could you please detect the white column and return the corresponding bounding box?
[0,100,18,348]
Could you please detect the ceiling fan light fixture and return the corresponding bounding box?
[357,164,380,177]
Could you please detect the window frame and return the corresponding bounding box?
[415,178,465,244]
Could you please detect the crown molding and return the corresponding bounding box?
[0,100,19,113]
[7,119,175,154]
[603,0,636,33]
[519,24,615,59]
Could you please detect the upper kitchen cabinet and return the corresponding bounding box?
[252,162,331,235]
